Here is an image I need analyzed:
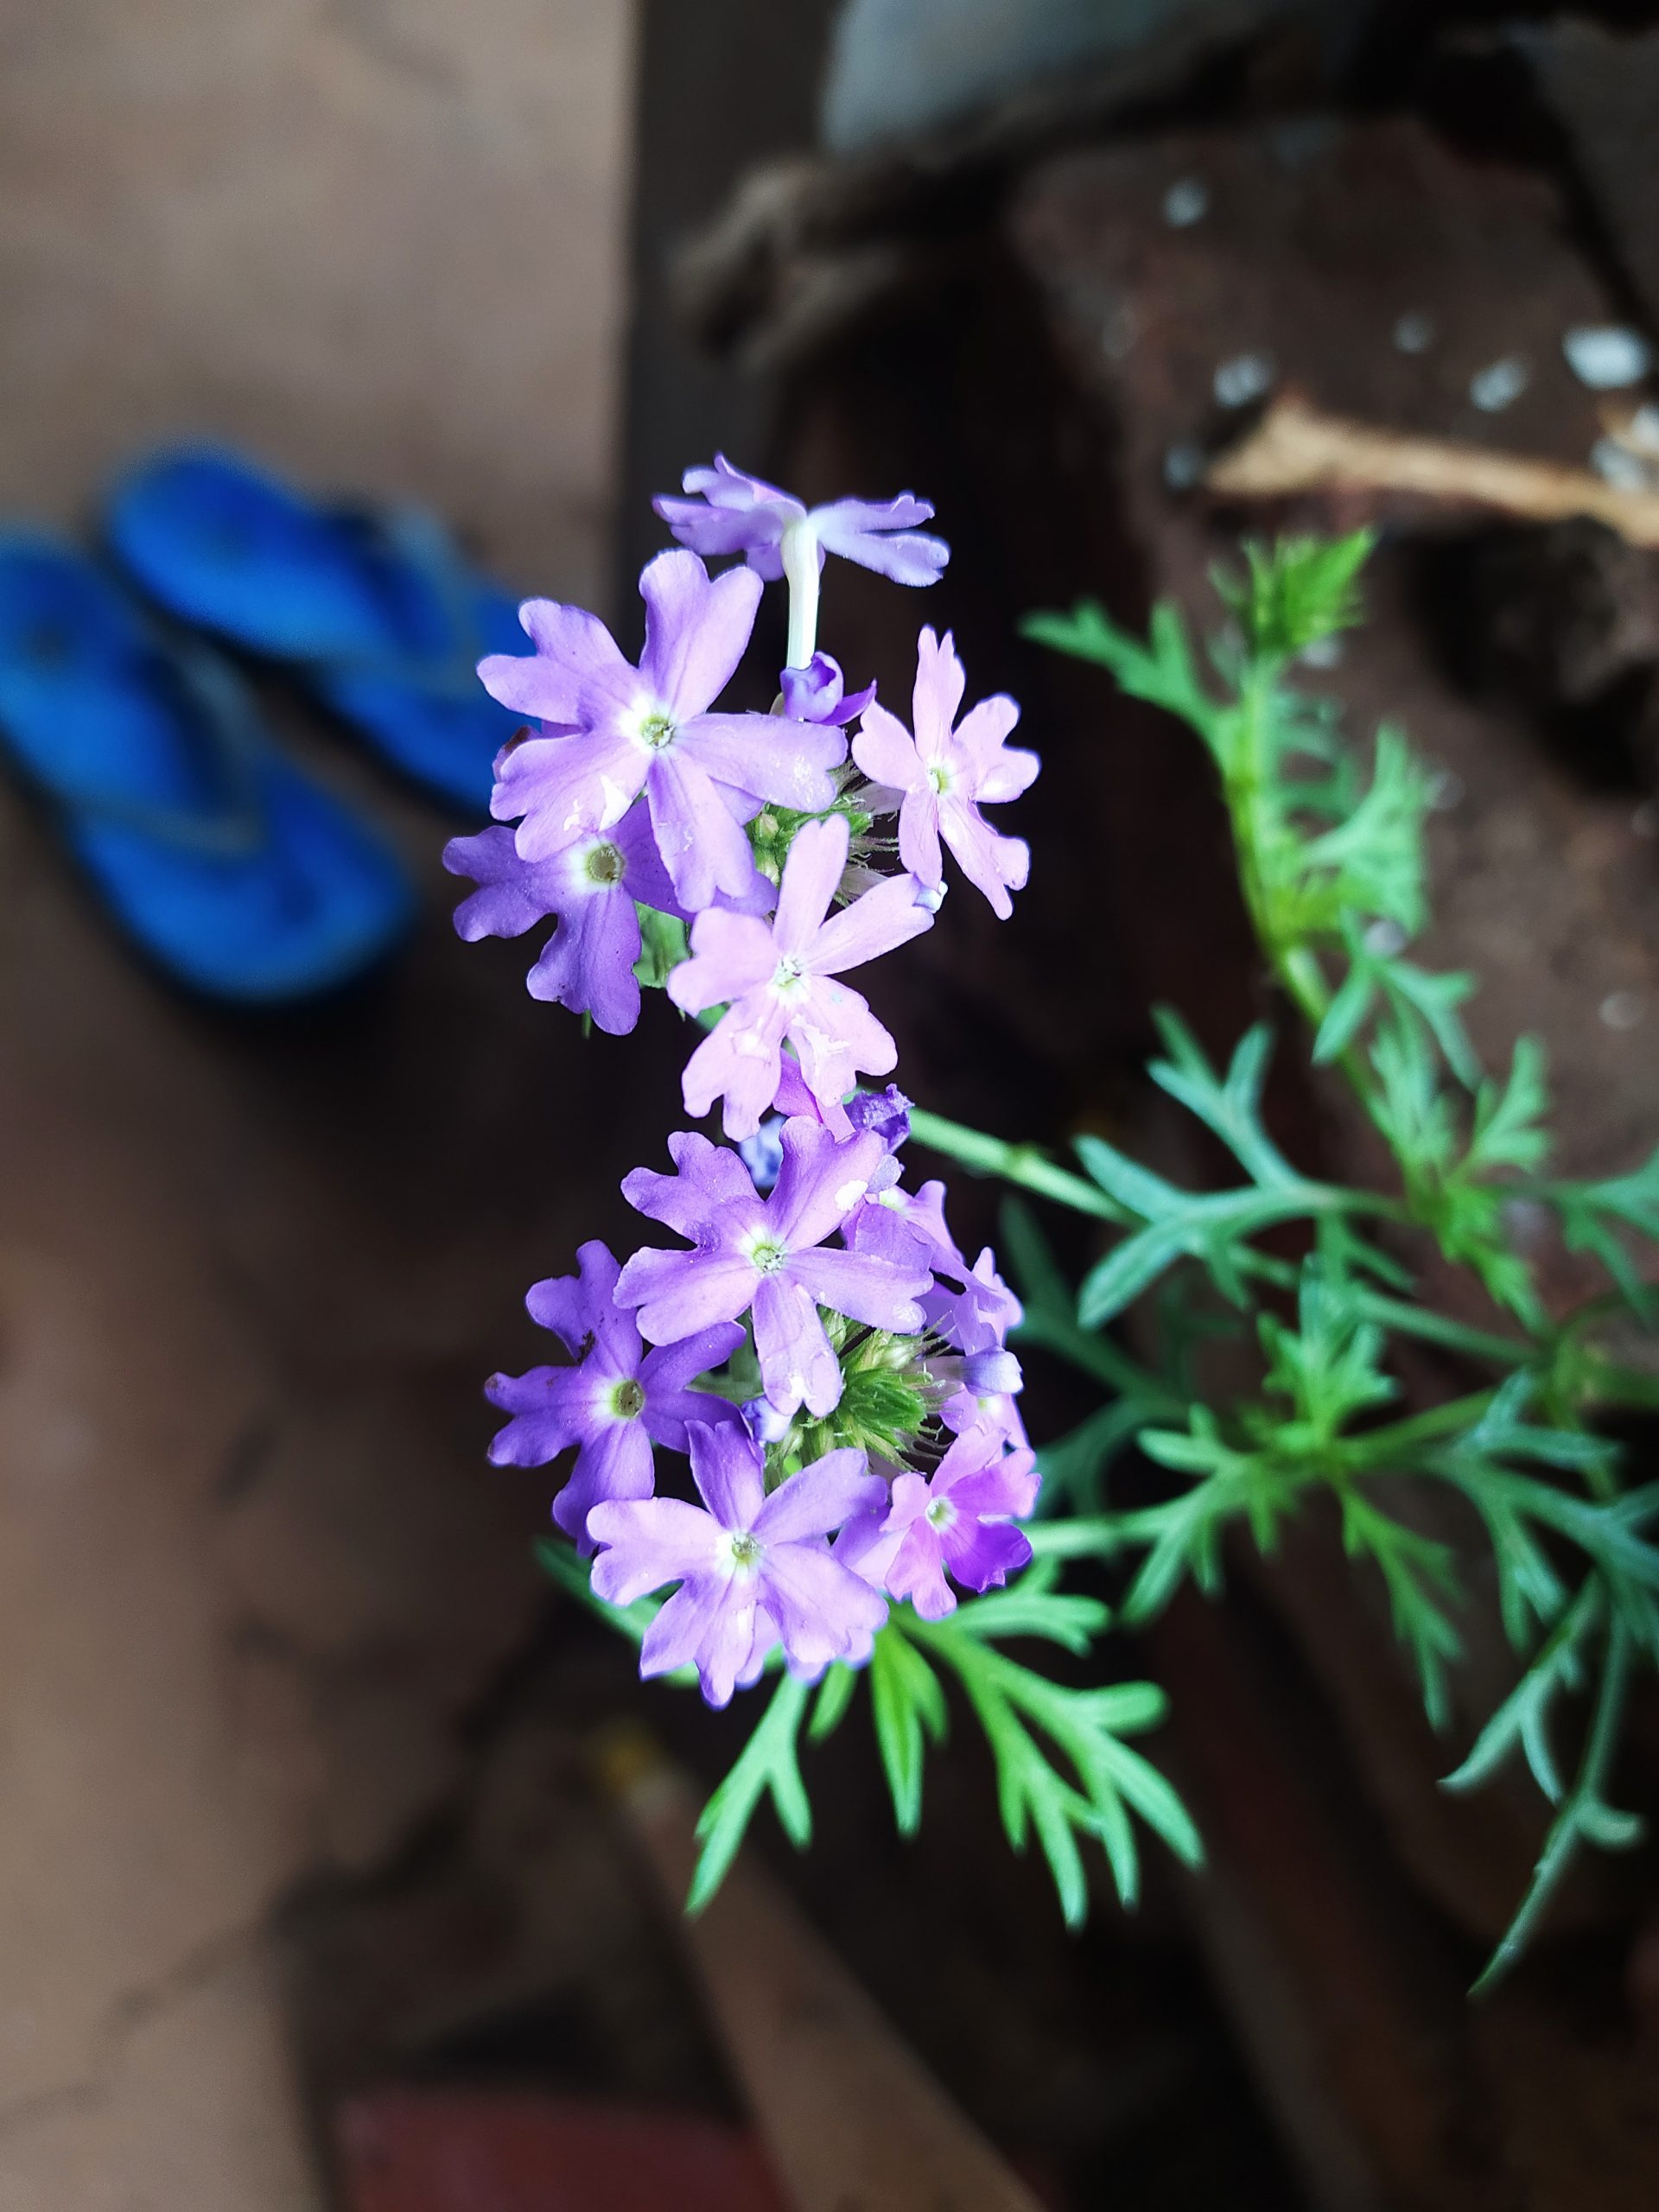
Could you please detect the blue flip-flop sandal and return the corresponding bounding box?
[0,535,413,1003]
[105,446,524,813]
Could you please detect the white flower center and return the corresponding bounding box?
[609,1377,645,1420]
[927,760,955,796]
[745,1232,789,1275]
[638,710,677,751]
[721,1529,765,1579]
[582,839,626,887]
[925,1497,958,1534]
[772,953,807,995]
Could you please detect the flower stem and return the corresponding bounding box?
[781,517,822,671]
[909,1107,1129,1224]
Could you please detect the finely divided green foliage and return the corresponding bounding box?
[913,533,1659,1986]
[687,1577,1199,1926]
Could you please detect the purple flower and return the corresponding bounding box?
[588,1421,888,1706]
[654,457,950,590]
[925,1243,1022,1357]
[880,1430,1040,1619]
[847,1084,912,1151]
[925,1346,1028,1452]
[846,1172,962,1277]
[738,1116,787,1192]
[843,1184,1026,1444]
[852,627,1039,918]
[481,550,845,912]
[668,815,932,1139]
[617,1119,932,1419]
[486,1242,743,1552]
[444,805,682,1035]
[780,652,875,727]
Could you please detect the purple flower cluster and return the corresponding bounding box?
[460,459,1044,1707]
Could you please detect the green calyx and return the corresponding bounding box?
[771,1322,931,1473]
[748,800,876,887]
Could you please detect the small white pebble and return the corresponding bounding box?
[1214,352,1275,409]
[1591,435,1656,492]
[1562,325,1653,391]
[1393,310,1436,355]
[1163,176,1209,228]
[1633,801,1657,839]
[1599,989,1643,1031]
[1429,769,1465,811]
[1363,918,1407,957]
[1470,357,1530,413]
[1300,635,1344,670]
[1163,441,1206,491]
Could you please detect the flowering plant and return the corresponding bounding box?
[918,534,1659,1987]
[448,458,1198,1919]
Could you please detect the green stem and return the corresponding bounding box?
[1337,1389,1502,1471]
[1470,1618,1634,1995]
[1224,664,1389,1134]
[909,1107,1129,1224]
[1346,1286,1535,1370]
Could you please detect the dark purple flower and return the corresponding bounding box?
[444,804,682,1035]
[486,1242,743,1552]
[847,1084,912,1151]
[668,815,932,1139]
[852,627,1039,918]
[654,456,950,590]
[780,652,876,727]
[481,550,845,912]
[880,1430,1040,1619]
[616,1119,932,1419]
[588,1421,888,1706]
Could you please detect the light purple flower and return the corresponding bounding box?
[668,815,932,1139]
[880,1430,1040,1619]
[444,805,682,1034]
[486,1242,743,1552]
[617,1119,932,1419]
[845,1185,1026,1443]
[925,1243,1022,1357]
[852,627,1039,918]
[846,1173,962,1277]
[654,456,950,589]
[481,550,845,912]
[588,1421,888,1707]
[925,1345,1028,1451]
[780,652,876,726]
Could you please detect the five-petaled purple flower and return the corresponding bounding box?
[858,1428,1040,1619]
[588,1421,888,1706]
[444,805,681,1035]
[482,550,844,912]
[669,815,933,1139]
[617,1119,931,1419]
[853,627,1040,918]
[486,1242,744,1551]
[655,456,949,590]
